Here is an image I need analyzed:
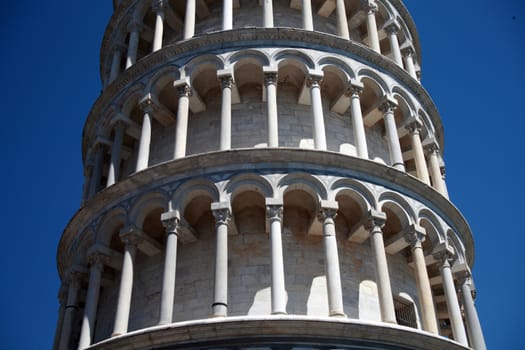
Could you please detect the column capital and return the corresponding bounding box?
[362,0,378,13]
[119,225,145,246]
[139,94,155,113]
[67,266,88,287]
[263,68,279,86]
[384,20,400,34]
[266,198,284,222]
[404,223,427,248]
[346,80,364,97]
[174,78,192,97]
[401,44,415,57]
[152,0,167,12]
[111,113,131,129]
[112,42,128,54]
[364,209,386,231]
[218,69,235,89]
[306,71,324,88]
[318,200,339,221]
[161,210,181,236]
[433,242,456,267]
[94,135,112,148]
[405,118,423,135]
[211,201,232,226]
[87,251,110,270]
[127,20,143,33]
[379,96,398,114]
[423,139,440,155]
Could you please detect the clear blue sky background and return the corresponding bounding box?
[0,1,523,349]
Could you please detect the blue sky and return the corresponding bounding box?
[0,1,523,349]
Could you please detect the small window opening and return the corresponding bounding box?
[394,297,417,328]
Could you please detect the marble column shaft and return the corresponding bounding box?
[158,213,180,325]
[263,0,274,27]
[184,0,196,39]
[109,46,124,82]
[152,7,165,52]
[106,121,126,187]
[265,72,279,147]
[336,0,350,39]
[223,0,233,30]
[366,3,381,53]
[302,0,313,30]
[88,143,104,198]
[112,229,142,336]
[386,23,403,67]
[348,83,368,159]
[319,202,345,317]
[125,23,141,68]
[212,204,231,316]
[267,202,286,314]
[461,279,486,350]
[403,48,418,79]
[174,84,191,159]
[59,272,82,350]
[136,107,152,172]
[407,227,438,334]
[220,76,233,150]
[367,211,396,323]
[381,99,405,171]
[77,254,107,349]
[309,76,327,150]
[437,251,468,346]
[427,145,446,195]
[407,121,431,185]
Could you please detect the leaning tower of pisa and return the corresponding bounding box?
[54,1,486,349]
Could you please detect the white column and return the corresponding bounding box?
[381,98,405,171]
[406,120,431,185]
[426,143,447,195]
[112,228,142,337]
[336,0,349,39]
[402,47,418,79]
[405,225,438,334]
[460,277,487,350]
[109,44,125,83]
[152,1,165,52]
[319,201,345,317]
[136,99,153,172]
[434,245,468,346]
[88,143,105,198]
[106,121,126,187]
[264,71,279,147]
[223,0,233,30]
[211,202,231,317]
[219,74,233,150]
[366,210,396,323]
[184,0,196,39]
[263,0,274,27]
[302,0,313,31]
[77,253,108,349]
[158,211,180,325]
[53,286,67,350]
[365,2,381,53]
[348,81,368,159]
[125,21,142,68]
[266,199,286,314]
[174,83,191,159]
[59,270,83,350]
[308,74,327,150]
[385,21,403,67]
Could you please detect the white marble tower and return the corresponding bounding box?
[54,1,486,349]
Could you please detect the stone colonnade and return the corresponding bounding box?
[57,189,484,349]
[86,71,448,202]
[108,0,419,83]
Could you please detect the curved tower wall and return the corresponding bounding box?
[54,1,486,350]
